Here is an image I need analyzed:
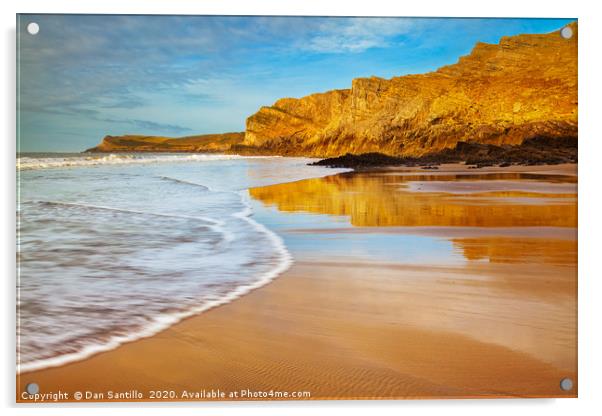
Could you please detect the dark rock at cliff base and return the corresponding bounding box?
[310,153,411,168]
[310,136,577,169]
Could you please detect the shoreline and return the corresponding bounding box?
[17,162,577,401]
[17,155,345,375]
[17,257,577,401]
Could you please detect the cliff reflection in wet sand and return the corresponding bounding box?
[250,168,577,266]
[246,166,577,396]
[250,171,577,228]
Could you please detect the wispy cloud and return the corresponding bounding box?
[99,118,193,135]
[300,18,415,53]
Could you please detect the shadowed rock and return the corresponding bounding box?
[310,136,577,169]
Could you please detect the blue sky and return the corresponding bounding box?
[17,15,574,152]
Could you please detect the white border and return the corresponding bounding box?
[3,1,601,415]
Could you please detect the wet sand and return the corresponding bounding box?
[17,163,577,401]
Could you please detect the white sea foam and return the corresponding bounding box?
[30,200,233,243]
[17,153,275,171]
[17,191,292,374]
[17,157,345,373]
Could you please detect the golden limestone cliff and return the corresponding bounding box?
[86,132,244,153]
[87,23,577,158]
[241,22,577,157]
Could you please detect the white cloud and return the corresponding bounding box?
[301,18,414,53]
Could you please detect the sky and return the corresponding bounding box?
[17,15,575,152]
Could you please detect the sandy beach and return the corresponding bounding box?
[17,163,577,401]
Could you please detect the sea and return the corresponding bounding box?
[16,152,348,373]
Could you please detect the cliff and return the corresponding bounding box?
[85,132,244,153]
[87,22,577,159]
[241,22,577,157]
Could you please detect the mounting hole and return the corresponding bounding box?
[25,382,39,394]
[560,26,573,39]
[27,22,39,35]
[560,377,574,391]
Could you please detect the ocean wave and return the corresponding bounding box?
[158,176,210,190]
[16,157,348,373]
[17,191,292,374]
[26,199,231,240]
[17,153,276,171]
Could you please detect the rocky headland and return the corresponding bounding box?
[85,132,244,153]
[86,22,577,166]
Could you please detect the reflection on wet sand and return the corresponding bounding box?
[250,171,577,228]
[250,169,577,267]
[247,165,577,393]
[452,237,577,265]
